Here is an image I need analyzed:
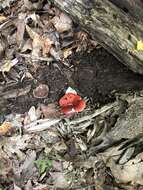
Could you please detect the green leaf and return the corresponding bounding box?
[34,158,52,174]
[0,185,4,190]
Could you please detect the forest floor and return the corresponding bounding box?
[1,0,143,189]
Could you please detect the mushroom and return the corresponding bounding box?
[33,84,49,99]
[59,93,86,115]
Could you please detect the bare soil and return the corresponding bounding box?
[73,48,143,104]
[1,48,143,115]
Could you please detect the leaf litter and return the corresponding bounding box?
[0,0,143,190]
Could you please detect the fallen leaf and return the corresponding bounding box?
[21,39,32,52]
[0,153,13,184]
[24,118,61,132]
[4,134,33,159]
[51,12,72,33]
[0,58,18,73]
[30,183,48,190]
[63,44,78,59]
[0,121,12,135]
[40,103,60,118]
[0,35,7,58]
[108,157,143,185]
[1,85,31,99]
[23,114,31,126]
[26,25,53,57]
[26,13,41,27]
[75,137,87,151]
[28,106,37,121]
[41,129,60,144]
[14,184,22,190]
[19,150,36,179]
[0,15,7,22]
[24,0,43,10]
[50,172,69,188]
[49,47,62,60]
[16,13,26,46]
[26,25,42,57]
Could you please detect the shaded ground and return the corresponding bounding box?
[73,48,143,104]
[1,1,143,189]
[1,48,143,115]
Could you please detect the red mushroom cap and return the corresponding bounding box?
[59,93,81,107]
[60,105,76,115]
[73,99,86,112]
[59,92,86,115]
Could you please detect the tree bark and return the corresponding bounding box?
[54,0,143,75]
[109,0,143,21]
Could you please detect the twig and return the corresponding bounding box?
[17,53,53,62]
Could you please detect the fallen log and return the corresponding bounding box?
[54,0,143,75]
[109,0,143,21]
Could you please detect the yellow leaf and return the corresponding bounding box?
[0,58,18,73]
[0,122,12,135]
[0,15,7,22]
[137,40,143,51]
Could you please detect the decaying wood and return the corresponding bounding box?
[54,0,143,74]
[109,0,143,21]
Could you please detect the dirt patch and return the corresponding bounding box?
[1,48,143,114]
[0,64,68,114]
[73,48,143,104]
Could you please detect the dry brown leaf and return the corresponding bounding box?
[50,172,69,188]
[0,15,7,22]
[0,35,7,58]
[63,45,77,58]
[40,103,60,118]
[26,25,42,57]
[50,47,62,60]
[104,151,143,185]
[21,71,33,81]
[26,25,53,57]
[51,12,72,33]
[0,153,13,184]
[26,13,41,27]
[24,0,43,10]
[0,121,12,135]
[16,13,26,46]
[1,85,31,99]
[21,39,32,52]
[42,35,54,56]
